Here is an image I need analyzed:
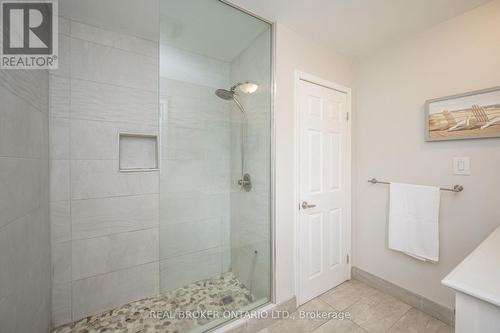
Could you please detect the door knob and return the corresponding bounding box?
[301,201,317,209]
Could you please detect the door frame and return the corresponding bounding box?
[294,70,352,305]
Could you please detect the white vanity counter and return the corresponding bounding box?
[442,225,500,333]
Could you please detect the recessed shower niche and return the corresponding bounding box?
[119,133,159,171]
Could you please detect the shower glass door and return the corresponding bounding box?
[159,0,272,331]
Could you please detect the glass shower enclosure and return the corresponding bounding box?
[159,0,273,331]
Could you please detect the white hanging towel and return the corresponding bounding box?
[388,182,441,262]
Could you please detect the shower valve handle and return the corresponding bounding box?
[238,179,250,186]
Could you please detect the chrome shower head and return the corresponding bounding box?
[215,82,259,101]
[215,89,234,101]
[215,86,247,118]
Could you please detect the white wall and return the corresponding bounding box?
[0,70,50,331]
[274,24,353,303]
[353,0,500,309]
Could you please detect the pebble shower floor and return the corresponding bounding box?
[52,272,254,333]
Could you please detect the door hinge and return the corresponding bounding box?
[347,254,350,264]
[346,112,349,121]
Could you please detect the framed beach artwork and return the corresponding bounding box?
[425,87,500,141]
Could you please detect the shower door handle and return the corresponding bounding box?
[301,201,316,210]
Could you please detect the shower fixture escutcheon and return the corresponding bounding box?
[238,173,252,192]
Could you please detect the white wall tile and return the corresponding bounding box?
[71,79,158,126]
[49,75,70,118]
[232,217,271,249]
[161,126,206,161]
[59,0,159,42]
[159,248,223,292]
[70,119,157,161]
[0,221,19,300]
[162,127,230,161]
[70,120,118,160]
[25,208,51,267]
[72,228,159,280]
[71,159,158,199]
[162,95,230,130]
[160,191,229,224]
[49,117,70,160]
[0,88,42,158]
[40,113,50,161]
[160,160,204,192]
[0,70,47,112]
[72,194,159,240]
[50,201,71,243]
[50,34,71,78]
[0,294,16,332]
[0,209,51,332]
[0,66,50,331]
[160,159,229,194]
[71,160,158,200]
[71,38,157,91]
[71,21,157,58]
[52,281,72,327]
[72,262,159,321]
[52,241,72,282]
[49,11,161,325]
[221,216,231,247]
[50,160,70,202]
[30,295,52,333]
[222,246,231,272]
[160,44,229,89]
[58,16,71,36]
[159,218,221,260]
[0,158,41,228]
[160,77,229,103]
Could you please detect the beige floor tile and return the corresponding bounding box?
[347,292,411,333]
[268,298,334,333]
[257,329,271,333]
[319,280,379,311]
[312,319,367,333]
[386,308,453,333]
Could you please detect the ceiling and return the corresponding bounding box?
[60,0,492,60]
[227,0,493,57]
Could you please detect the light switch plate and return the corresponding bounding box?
[453,157,470,175]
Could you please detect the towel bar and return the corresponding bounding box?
[368,178,464,193]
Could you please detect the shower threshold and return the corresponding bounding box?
[52,272,255,333]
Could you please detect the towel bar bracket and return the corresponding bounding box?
[368,178,464,193]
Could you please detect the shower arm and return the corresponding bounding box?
[230,82,245,92]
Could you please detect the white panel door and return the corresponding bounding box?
[298,79,350,304]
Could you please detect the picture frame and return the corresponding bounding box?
[425,86,500,141]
